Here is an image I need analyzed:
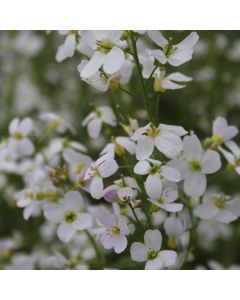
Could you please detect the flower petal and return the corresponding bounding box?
[144,229,162,251]
[130,242,147,262]
[136,135,154,160]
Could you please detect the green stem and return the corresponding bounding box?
[155,93,160,123]
[119,86,134,98]
[130,31,152,121]
[128,201,144,229]
[85,230,105,269]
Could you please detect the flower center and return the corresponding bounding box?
[211,134,223,146]
[90,165,101,177]
[147,125,160,138]
[189,160,202,172]
[64,210,77,223]
[147,250,158,260]
[13,132,23,140]
[49,119,60,130]
[149,164,161,175]
[156,197,164,204]
[111,226,120,234]
[96,40,115,53]
[163,42,177,57]
[212,195,227,209]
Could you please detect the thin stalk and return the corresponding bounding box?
[85,230,105,269]
[128,201,144,229]
[130,31,152,121]
[155,93,160,122]
[119,86,134,98]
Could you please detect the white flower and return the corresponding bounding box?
[97,205,130,254]
[104,177,140,203]
[195,192,240,224]
[78,59,134,92]
[130,230,177,270]
[56,31,78,62]
[134,158,180,197]
[147,182,183,213]
[220,141,240,174]
[44,191,92,242]
[63,148,91,179]
[131,123,187,160]
[101,136,136,158]
[147,31,199,66]
[80,31,127,78]
[82,106,117,139]
[40,112,75,134]
[84,155,119,199]
[8,117,34,157]
[169,135,221,196]
[164,216,186,248]
[208,116,238,148]
[153,69,192,92]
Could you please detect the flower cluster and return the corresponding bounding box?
[1,30,240,270]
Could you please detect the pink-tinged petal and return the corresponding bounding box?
[112,235,128,254]
[9,118,20,134]
[145,175,162,199]
[222,126,238,142]
[144,230,162,251]
[101,233,114,249]
[130,242,147,262]
[63,190,83,211]
[183,172,206,197]
[19,139,34,156]
[183,135,202,160]
[97,212,115,228]
[19,118,33,135]
[117,217,130,235]
[162,187,178,203]
[163,203,183,212]
[117,187,134,201]
[136,135,154,160]
[158,250,177,267]
[90,176,104,199]
[44,204,64,223]
[57,223,75,243]
[201,150,221,174]
[213,116,228,135]
[98,159,118,178]
[73,213,93,230]
[145,257,163,270]
[103,186,118,203]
